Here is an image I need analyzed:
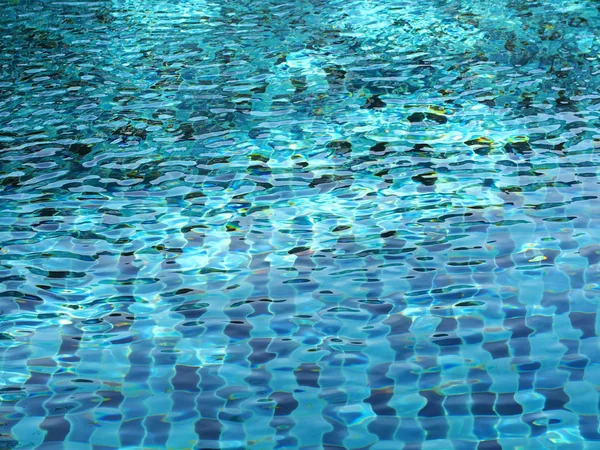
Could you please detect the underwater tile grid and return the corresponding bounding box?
[1,0,600,448]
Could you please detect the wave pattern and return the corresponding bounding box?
[1,0,600,448]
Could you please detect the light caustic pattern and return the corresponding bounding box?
[0,0,600,448]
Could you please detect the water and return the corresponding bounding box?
[0,0,599,448]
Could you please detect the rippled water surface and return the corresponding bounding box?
[1,0,600,448]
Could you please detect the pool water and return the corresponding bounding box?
[1,0,600,448]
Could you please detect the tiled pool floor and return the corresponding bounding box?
[1,0,600,448]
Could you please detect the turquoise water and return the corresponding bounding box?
[1,0,600,448]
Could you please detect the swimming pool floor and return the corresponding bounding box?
[1,0,600,448]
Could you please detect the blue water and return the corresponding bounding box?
[1,0,600,448]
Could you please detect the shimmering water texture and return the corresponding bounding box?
[1,0,600,448]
